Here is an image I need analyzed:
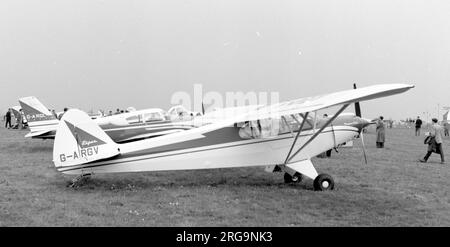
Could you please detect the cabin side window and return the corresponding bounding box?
[125,115,142,124]
[238,119,281,139]
[279,114,314,133]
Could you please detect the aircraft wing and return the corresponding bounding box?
[122,83,413,153]
[232,83,414,123]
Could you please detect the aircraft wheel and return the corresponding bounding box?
[284,172,302,184]
[313,174,334,191]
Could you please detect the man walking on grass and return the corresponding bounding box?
[419,118,445,164]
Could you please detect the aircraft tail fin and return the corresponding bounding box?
[18,96,59,134]
[53,109,120,170]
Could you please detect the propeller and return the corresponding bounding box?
[360,128,368,164]
[201,101,205,115]
[353,83,361,118]
[354,83,368,164]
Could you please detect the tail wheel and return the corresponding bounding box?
[284,172,303,184]
[313,174,334,191]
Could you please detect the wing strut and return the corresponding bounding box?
[281,116,294,137]
[284,112,309,164]
[286,104,350,163]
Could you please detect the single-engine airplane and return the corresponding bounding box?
[52,83,413,190]
[18,97,197,143]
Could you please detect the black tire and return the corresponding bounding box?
[284,172,302,184]
[313,174,334,191]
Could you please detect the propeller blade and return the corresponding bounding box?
[360,131,368,164]
[355,102,361,118]
[353,83,362,117]
[201,101,205,115]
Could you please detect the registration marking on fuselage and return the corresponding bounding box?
[59,146,99,163]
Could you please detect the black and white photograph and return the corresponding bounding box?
[0,0,449,231]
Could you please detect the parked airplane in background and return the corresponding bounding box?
[18,97,197,143]
[443,109,449,122]
[8,106,27,129]
[10,106,21,121]
[52,84,413,190]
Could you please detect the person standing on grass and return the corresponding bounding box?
[20,109,28,128]
[51,109,58,119]
[376,116,385,148]
[419,118,445,164]
[17,109,23,129]
[444,121,449,137]
[58,107,68,120]
[415,116,423,136]
[5,109,12,128]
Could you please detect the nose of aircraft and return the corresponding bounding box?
[351,117,374,133]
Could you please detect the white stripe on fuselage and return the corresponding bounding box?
[102,123,194,132]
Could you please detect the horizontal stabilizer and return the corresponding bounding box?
[25,130,54,138]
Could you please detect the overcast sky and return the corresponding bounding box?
[1,0,449,120]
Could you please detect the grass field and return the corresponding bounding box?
[0,126,449,226]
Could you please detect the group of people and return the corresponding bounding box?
[3,108,27,129]
[379,115,446,164]
[346,114,446,165]
[104,108,129,116]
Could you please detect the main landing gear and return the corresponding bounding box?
[284,172,303,184]
[281,108,348,192]
[283,172,335,191]
[312,174,334,191]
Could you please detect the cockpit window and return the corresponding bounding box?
[143,112,164,122]
[238,114,316,139]
[238,119,280,139]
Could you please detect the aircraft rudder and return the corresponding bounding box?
[53,109,120,169]
[19,96,59,122]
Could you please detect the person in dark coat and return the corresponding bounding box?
[5,109,12,128]
[58,107,68,120]
[376,116,385,148]
[415,116,423,136]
